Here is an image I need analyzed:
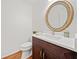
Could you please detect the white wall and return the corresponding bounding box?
[32,0,48,32]
[1,0,32,57]
[32,0,77,38]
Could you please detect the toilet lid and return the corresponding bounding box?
[21,42,32,48]
[21,46,32,51]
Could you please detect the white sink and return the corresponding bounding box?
[40,33,63,39]
[33,32,77,52]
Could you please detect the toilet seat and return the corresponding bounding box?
[20,42,32,51]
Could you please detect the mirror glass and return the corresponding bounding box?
[48,4,67,28]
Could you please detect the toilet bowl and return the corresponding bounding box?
[20,42,32,59]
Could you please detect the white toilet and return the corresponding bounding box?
[20,42,32,59]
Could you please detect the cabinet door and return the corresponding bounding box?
[32,37,58,59]
[43,48,58,59]
[33,44,41,59]
[33,38,41,59]
[33,43,58,59]
[64,52,77,59]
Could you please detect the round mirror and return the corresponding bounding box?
[45,1,74,32]
[48,4,67,28]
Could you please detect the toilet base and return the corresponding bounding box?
[21,50,32,59]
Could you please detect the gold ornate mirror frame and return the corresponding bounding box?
[45,1,74,32]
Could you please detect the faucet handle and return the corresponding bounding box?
[64,31,70,38]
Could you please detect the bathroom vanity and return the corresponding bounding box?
[32,0,77,59]
[32,34,77,59]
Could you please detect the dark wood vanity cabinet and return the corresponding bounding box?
[32,37,77,59]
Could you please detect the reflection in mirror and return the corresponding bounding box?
[48,4,67,28]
